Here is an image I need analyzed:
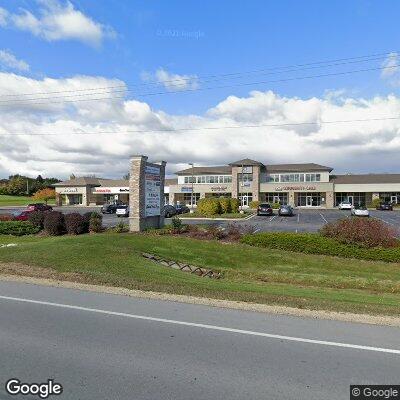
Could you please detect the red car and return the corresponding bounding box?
[26,203,53,212]
[13,210,33,221]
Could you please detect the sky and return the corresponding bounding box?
[1,0,400,179]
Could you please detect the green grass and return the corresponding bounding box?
[0,195,55,207]
[1,232,400,316]
[180,212,251,219]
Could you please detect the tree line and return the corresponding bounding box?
[0,175,61,196]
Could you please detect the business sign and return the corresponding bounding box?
[241,182,251,187]
[211,186,228,192]
[241,166,253,173]
[181,186,193,193]
[145,165,161,216]
[93,187,129,194]
[59,187,78,194]
[275,186,317,191]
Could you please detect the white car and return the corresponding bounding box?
[338,201,352,210]
[116,205,129,217]
[351,205,369,217]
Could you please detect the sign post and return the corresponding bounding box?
[129,155,166,232]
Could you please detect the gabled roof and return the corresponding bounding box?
[53,177,108,187]
[175,166,232,175]
[98,179,129,187]
[266,163,333,172]
[331,174,400,184]
[229,158,264,166]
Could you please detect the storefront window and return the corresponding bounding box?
[262,192,288,204]
[335,193,366,206]
[297,193,322,207]
[379,192,400,204]
[183,193,200,205]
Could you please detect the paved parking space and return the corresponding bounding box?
[1,206,399,234]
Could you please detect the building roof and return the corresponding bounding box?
[175,166,232,175]
[266,163,333,172]
[229,158,264,166]
[331,174,400,184]
[53,177,105,187]
[98,179,129,187]
[165,178,178,185]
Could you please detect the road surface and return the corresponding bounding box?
[0,280,399,399]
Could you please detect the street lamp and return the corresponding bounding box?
[188,163,194,213]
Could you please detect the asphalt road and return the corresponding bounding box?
[0,281,399,400]
[1,206,399,234]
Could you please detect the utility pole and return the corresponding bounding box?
[240,164,244,213]
[189,163,194,213]
[26,179,29,195]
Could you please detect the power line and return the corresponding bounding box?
[0,62,397,107]
[1,116,398,137]
[0,50,396,100]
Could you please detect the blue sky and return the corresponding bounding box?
[1,0,399,113]
[1,0,400,178]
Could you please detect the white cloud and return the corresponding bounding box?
[0,50,29,72]
[1,1,114,47]
[1,72,400,179]
[0,7,8,27]
[381,52,400,86]
[141,68,199,91]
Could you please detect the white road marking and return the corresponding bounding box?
[269,215,276,222]
[319,213,328,224]
[297,213,300,223]
[253,228,260,233]
[244,213,256,220]
[0,295,399,355]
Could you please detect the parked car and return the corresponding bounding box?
[13,210,33,221]
[351,205,369,217]
[101,203,118,214]
[376,202,393,211]
[257,203,273,216]
[278,204,294,216]
[163,205,177,218]
[26,203,53,212]
[338,201,352,210]
[175,204,190,215]
[116,205,129,217]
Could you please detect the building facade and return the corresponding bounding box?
[54,158,400,208]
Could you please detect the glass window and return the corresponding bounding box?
[183,193,200,205]
[261,192,288,204]
[224,176,232,183]
[238,173,253,182]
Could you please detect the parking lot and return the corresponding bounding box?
[1,206,399,234]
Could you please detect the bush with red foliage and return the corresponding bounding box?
[43,211,65,236]
[0,214,13,221]
[64,213,87,235]
[320,217,397,248]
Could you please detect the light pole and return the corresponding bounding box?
[240,164,244,213]
[188,163,194,213]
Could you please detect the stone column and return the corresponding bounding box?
[326,191,334,208]
[231,166,239,199]
[289,191,295,207]
[55,192,62,206]
[251,165,260,201]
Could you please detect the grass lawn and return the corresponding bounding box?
[180,212,252,219]
[0,195,55,207]
[1,232,400,316]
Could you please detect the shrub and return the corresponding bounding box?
[171,216,183,233]
[114,221,129,233]
[197,198,221,216]
[28,211,46,229]
[64,213,87,235]
[0,221,40,236]
[240,232,400,263]
[43,211,65,235]
[249,200,260,209]
[320,218,397,248]
[272,202,280,209]
[32,188,55,204]
[230,198,240,213]
[371,198,381,208]
[89,212,103,233]
[0,214,13,221]
[219,197,231,214]
[205,224,225,240]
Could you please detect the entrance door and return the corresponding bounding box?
[347,196,354,205]
[306,196,313,207]
[391,195,397,204]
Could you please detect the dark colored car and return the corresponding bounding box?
[13,210,33,221]
[257,203,273,216]
[163,205,177,218]
[278,205,294,216]
[101,203,118,214]
[26,203,53,212]
[376,202,393,211]
[175,204,190,215]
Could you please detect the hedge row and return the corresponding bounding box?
[197,197,240,216]
[240,232,400,263]
[0,221,41,236]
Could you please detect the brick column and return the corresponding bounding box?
[231,166,239,199]
[129,155,147,232]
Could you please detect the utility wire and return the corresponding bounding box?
[0,63,397,106]
[1,116,398,137]
[0,51,396,100]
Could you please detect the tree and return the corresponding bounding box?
[32,188,56,204]
[123,173,130,180]
[7,176,26,195]
[36,175,44,183]
[69,174,76,180]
